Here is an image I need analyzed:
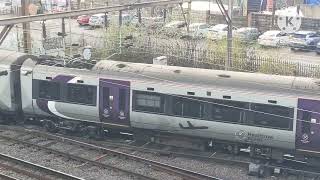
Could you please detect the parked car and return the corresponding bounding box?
[258,30,290,47]
[316,42,320,55]
[162,21,186,38]
[164,21,186,29]
[89,14,109,27]
[289,31,320,51]
[234,27,260,42]
[206,24,237,40]
[113,14,138,25]
[77,15,91,26]
[184,23,210,38]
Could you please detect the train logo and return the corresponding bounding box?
[301,133,310,144]
[235,130,248,141]
[103,108,110,118]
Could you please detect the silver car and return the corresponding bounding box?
[89,14,108,27]
[258,30,290,48]
[234,27,260,42]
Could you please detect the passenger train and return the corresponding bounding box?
[0,50,320,165]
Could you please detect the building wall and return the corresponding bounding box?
[300,5,320,18]
[249,12,320,32]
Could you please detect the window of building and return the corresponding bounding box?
[38,80,60,100]
[251,103,293,130]
[134,91,163,113]
[66,84,97,106]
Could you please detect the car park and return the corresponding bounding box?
[89,14,109,27]
[77,15,91,26]
[258,30,291,47]
[234,27,260,42]
[289,31,320,51]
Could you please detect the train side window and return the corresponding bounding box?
[173,97,203,118]
[251,103,293,130]
[210,99,244,123]
[301,111,311,134]
[134,91,163,113]
[66,84,97,106]
[38,80,60,100]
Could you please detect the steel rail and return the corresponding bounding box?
[0,162,51,180]
[24,132,222,180]
[4,126,320,178]
[0,126,220,180]
[0,134,158,180]
[0,173,19,180]
[0,153,84,180]
[0,0,190,26]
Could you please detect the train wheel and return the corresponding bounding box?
[43,120,58,133]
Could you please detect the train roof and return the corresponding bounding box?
[0,50,26,67]
[31,59,320,99]
[0,50,36,68]
[92,60,320,98]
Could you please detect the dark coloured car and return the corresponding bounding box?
[289,31,320,51]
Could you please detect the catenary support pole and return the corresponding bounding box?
[21,0,31,53]
[226,0,233,70]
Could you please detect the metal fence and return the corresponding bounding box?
[0,8,11,15]
[116,36,320,78]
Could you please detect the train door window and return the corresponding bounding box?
[119,89,126,111]
[251,103,293,130]
[66,84,97,106]
[38,80,60,100]
[134,91,163,113]
[103,87,110,107]
[301,111,311,134]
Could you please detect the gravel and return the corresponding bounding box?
[0,128,315,180]
[0,139,134,180]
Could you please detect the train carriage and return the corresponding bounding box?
[0,51,35,120]
[0,49,318,163]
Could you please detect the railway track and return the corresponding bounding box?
[0,152,83,180]
[0,173,20,180]
[0,125,221,180]
[1,125,319,179]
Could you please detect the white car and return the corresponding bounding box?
[89,14,108,27]
[206,24,237,40]
[258,30,290,48]
[164,21,186,29]
[187,23,210,38]
[234,27,260,42]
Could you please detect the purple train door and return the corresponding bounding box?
[296,98,320,153]
[99,78,130,126]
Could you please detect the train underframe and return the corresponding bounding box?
[1,113,320,176]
